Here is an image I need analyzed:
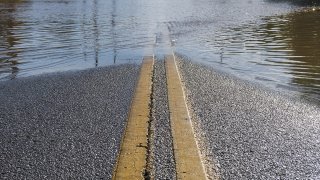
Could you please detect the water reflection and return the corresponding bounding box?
[0,0,319,102]
[267,0,320,6]
[271,10,320,100]
[244,9,320,101]
[189,8,320,102]
[111,0,117,64]
[0,0,133,80]
[0,1,24,79]
[93,0,99,67]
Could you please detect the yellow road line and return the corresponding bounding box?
[112,56,154,180]
[166,54,207,180]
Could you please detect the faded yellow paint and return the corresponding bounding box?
[112,57,154,180]
[165,54,207,180]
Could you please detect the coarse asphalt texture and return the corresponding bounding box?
[0,64,139,179]
[177,57,320,179]
[150,59,176,179]
[2,56,320,179]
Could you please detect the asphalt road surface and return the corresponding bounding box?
[0,64,139,179]
[150,60,176,179]
[1,58,320,179]
[177,57,320,179]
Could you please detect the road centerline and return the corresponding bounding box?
[165,54,207,180]
[112,56,154,180]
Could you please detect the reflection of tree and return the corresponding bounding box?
[111,0,117,64]
[0,1,23,79]
[284,11,320,96]
[81,0,105,66]
[267,0,320,6]
[93,0,99,67]
[0,0,23,3]
[261,10,320,100]
[81,0,88,62]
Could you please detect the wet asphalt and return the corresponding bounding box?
[0,64,139,179]
[177,57,320,179]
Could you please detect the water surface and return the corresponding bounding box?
[175,7,320,101]
[0,0,319,101]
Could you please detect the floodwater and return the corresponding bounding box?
[0,0,319,101]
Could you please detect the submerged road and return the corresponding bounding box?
[1,54,320,179]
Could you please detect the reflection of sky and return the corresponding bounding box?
[0,0,148,79]
[1,0,319,101]
[175,8,320,101]
[0,0,296,80]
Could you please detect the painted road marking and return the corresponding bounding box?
[166,54,207,180]
[112,57,154,180]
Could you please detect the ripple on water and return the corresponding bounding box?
[0,0,319,102]
[174,8,320,102]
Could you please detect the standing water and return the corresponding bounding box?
[0,0,319,102]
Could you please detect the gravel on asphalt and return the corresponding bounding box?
[0,64,139,179]
[177,57,320,179]
[150,59,176,180]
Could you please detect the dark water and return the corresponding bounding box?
[0,0,319,101]
[175,8,320,101]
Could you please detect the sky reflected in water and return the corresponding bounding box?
[175,8,320,102]
[0,0,319,102]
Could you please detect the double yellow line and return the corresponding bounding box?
[112,55,207,179]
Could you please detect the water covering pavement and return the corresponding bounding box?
[0,0,319,101]
[1,0,320,179]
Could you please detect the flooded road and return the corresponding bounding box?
[0,0,319,101]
